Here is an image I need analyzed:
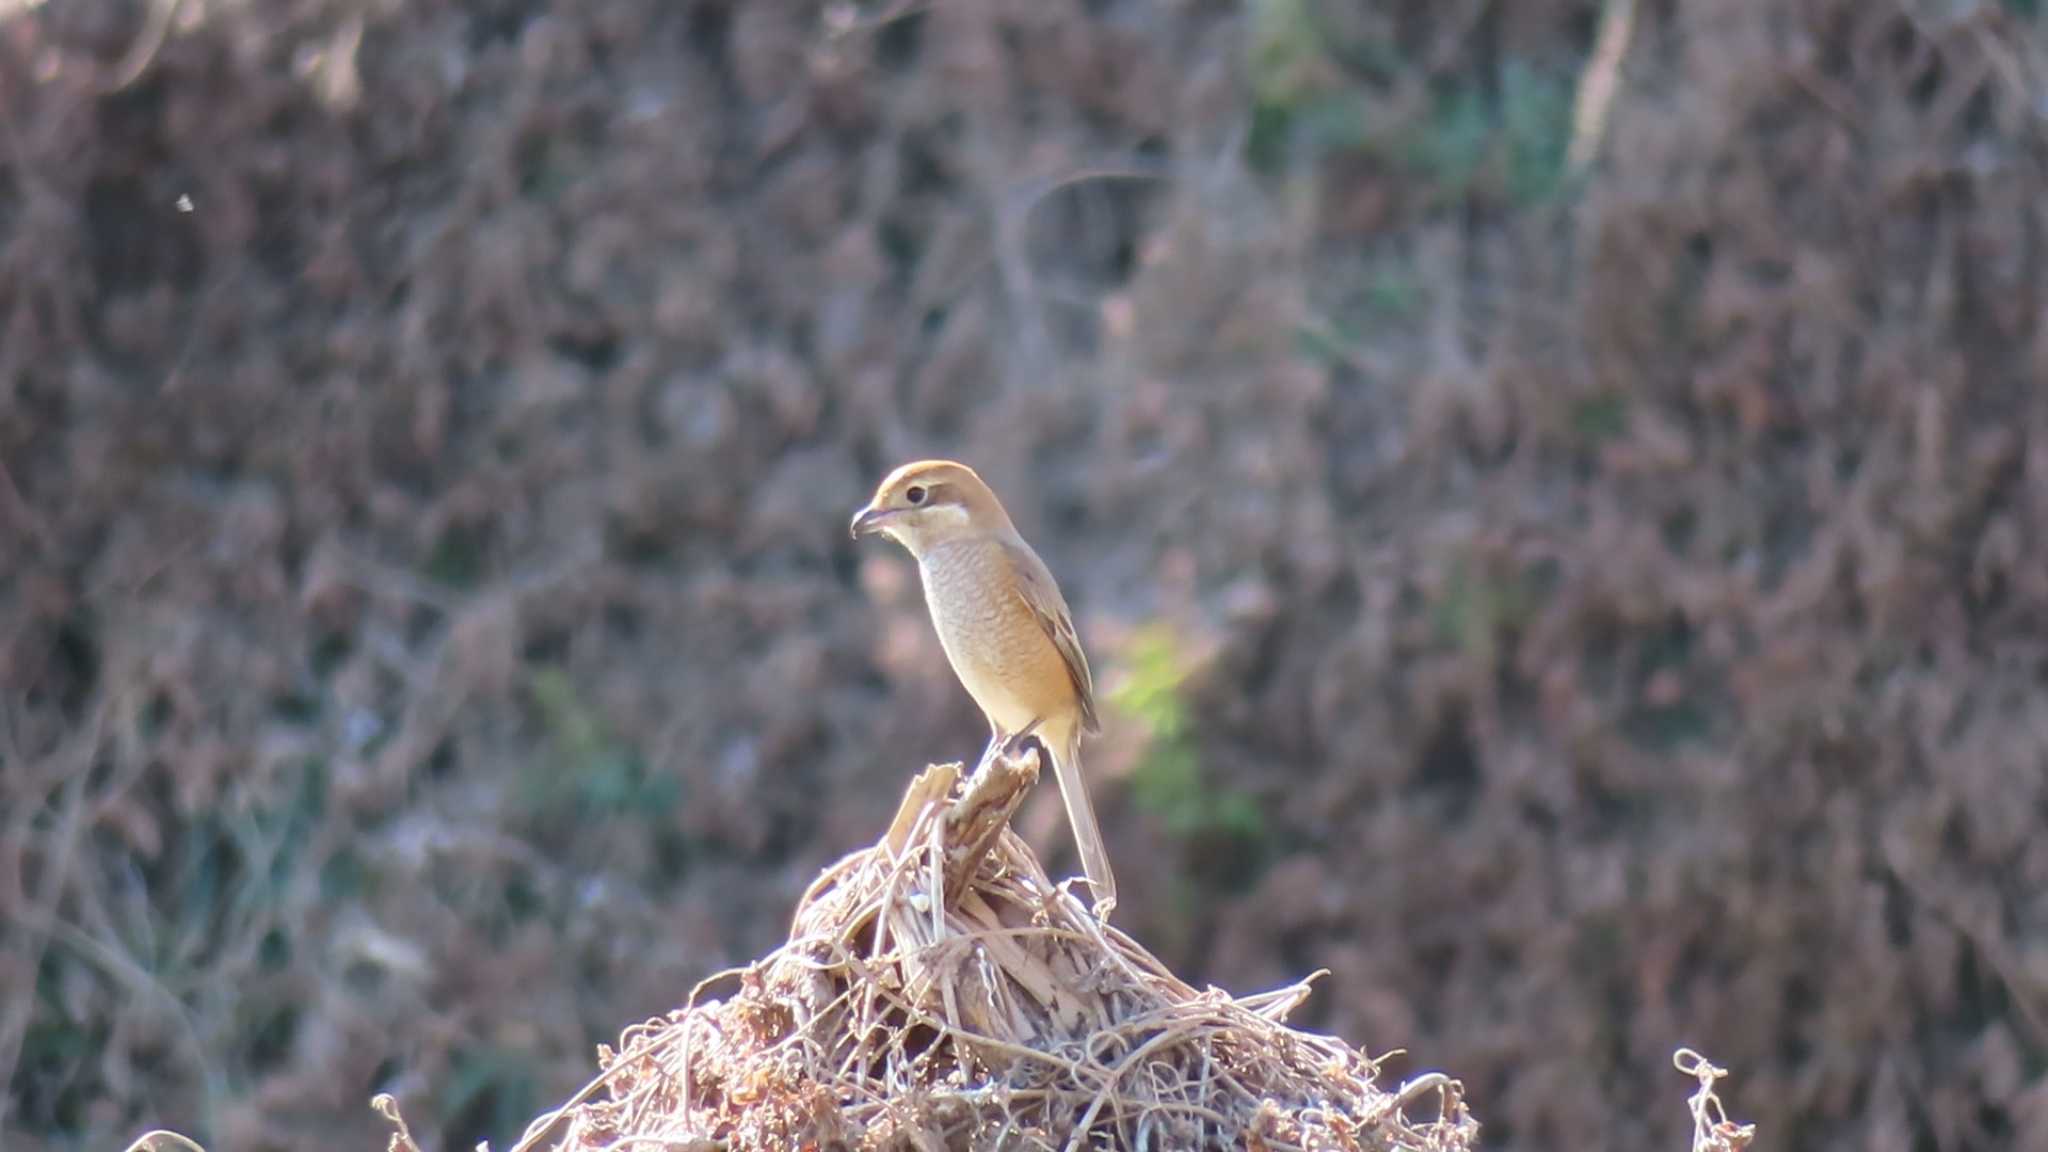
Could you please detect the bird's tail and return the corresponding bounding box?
[1050,726,1116,914]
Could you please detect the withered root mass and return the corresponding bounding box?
[539,752,1478,1152]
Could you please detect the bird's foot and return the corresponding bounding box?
[998,717,1045,763]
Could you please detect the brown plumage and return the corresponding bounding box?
[851,459,1115,914]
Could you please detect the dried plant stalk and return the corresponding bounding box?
[521,748,1480,1152]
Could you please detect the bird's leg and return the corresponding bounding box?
[1001,716,1046,762]
[970,725,1007,779]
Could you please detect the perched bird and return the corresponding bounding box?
[850,459,1115,914]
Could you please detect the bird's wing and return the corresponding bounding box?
[1002,536,1100,735]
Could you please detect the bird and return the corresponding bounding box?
[850,459,1115,915]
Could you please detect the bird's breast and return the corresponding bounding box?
[918,541,1072,731]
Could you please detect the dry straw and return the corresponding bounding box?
[508,747,1480,1152]
[1673,1048,1754,1152]
[139,746,1755,1152]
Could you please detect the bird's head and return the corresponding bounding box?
[849,459,1013,555]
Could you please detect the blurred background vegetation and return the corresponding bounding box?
[2,1,2046,1150]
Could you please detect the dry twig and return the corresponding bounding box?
[1674,1048,1756,1152]
[496,749,1482,1151]
[1568,0,1639,173]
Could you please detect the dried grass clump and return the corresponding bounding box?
[522,750,1479,1152]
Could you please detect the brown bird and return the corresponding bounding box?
[850,459,1115,914]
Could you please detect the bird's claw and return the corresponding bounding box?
[999,717,1046,763]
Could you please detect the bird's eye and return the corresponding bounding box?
[905,485,927,505]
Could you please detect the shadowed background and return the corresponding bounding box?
[2,1,2045,1150]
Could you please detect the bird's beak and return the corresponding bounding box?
[849,504,890,540]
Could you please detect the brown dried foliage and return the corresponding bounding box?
[1,1,2044,1151]
[507,755,1479,1152]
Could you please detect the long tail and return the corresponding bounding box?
[1050,728,1116,914]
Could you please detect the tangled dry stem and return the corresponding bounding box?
[156,752,1752,1152]
[1673,1049,1754,1152]
[513,748,1480,1152]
